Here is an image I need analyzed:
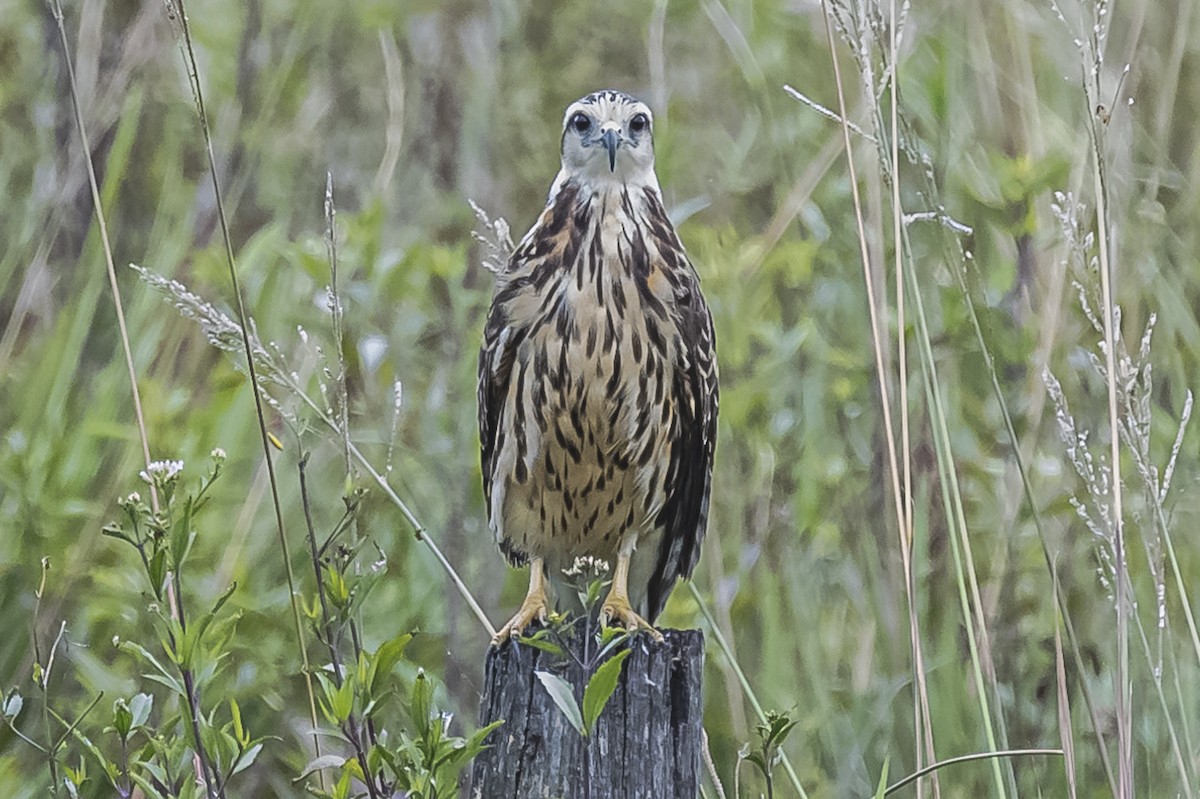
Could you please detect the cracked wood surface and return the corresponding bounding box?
[468,628,704,798]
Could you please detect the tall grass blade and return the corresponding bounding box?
[814,6,936,794]
[1053,567,1077,799]
[163,0,324,777]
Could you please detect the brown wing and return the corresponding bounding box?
[477,284,528,565]
[644,229,719,621]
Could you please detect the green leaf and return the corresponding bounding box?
[231,741,265,776]
[582,648,630,735]
[370,633,413,695]
[297,754,347,781]
[599,625,627,646]
[331,674,355,723]
[515,631,564,657]
[116,640,184,695]
[130,773,170,799]
[112,698,133,740]
[148,549,167,599]
[437,719,503,771]
[760,710,798,749]
[101,524,135,545]
[230,698,246,746]
[874,755,890,799]
[534,670,584,737]
[129,692,153,730]
[180,581,237,667]
[66,727,119,784]
[325,570,349,607]
[411,668,433,737]
[170,497,194,569]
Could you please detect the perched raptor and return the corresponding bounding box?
[478,90,718,643]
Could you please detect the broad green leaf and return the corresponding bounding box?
[582,648,630,735]
[370,632,413,694]
[297,754,347,780]
[534,670,584,737]
[231,741,265,776]
[129,692,153,730]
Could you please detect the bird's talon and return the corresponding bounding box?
[492,587,550,646]
[601,595,662,641]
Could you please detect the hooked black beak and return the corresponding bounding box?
[601,129,619,171]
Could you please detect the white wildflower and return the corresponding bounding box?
[139,459,184,484]
[563,556,610,577]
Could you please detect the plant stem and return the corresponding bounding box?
[297,457,382,799]
[165,0,325,777]
[181,668,223,799]
[1088,64,1132,799]
[883,749,1062,797]
[816,3,937,792]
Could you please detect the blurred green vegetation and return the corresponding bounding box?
[1,0,1198,796]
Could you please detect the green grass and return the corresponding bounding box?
[2,0,1198,796]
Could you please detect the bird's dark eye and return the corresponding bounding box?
[629,113,649,134]
[570,112,592,134]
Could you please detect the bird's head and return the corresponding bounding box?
[559,90,656,187]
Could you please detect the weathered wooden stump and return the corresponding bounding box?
[468,627,704,798]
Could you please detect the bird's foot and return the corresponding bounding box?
[492,590,550,646]
[600,593,664,642]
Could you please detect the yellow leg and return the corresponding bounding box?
[493,558,550,645]
[600,553,663,641]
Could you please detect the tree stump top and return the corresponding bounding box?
[468,627,704,799]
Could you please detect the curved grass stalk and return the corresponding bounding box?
[882,749,1062,797]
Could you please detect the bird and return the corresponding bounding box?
[477,89,718,644]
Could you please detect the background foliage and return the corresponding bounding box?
[1,0,1198,796]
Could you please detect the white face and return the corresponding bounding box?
[559,90,656,185]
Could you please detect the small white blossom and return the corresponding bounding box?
[563,556,610,577]
[139,459,184,484]
[211,448,227,462]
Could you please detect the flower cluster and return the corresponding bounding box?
[562,555,610,578]
[139,459,184,486]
